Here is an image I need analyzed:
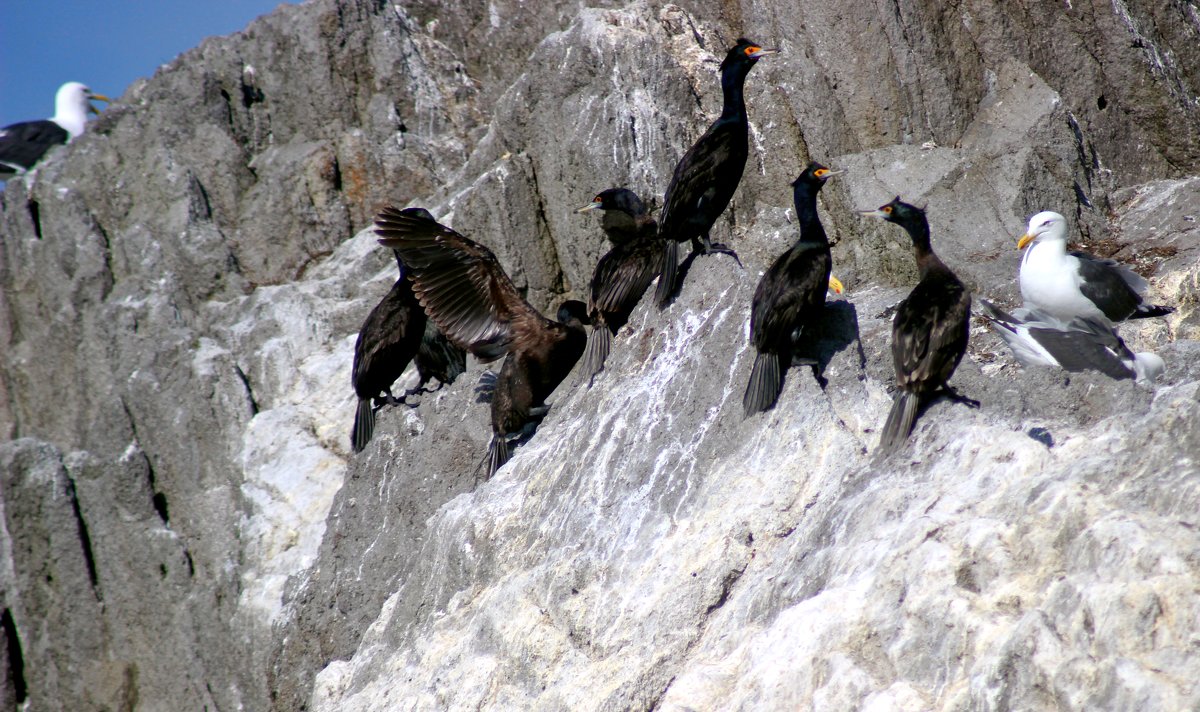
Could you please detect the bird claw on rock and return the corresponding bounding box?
[706,243,743,267]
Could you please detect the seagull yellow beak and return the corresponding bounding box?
[828,276,844,294]
[87,93,111,115]
[1017,233,1034,250]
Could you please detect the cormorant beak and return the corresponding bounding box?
[748,47,779,59]
[821,168,844,178]
[1017,233,1034,250]
[576,201,602,213]
[857,208,889,219]
[828,276,844,294]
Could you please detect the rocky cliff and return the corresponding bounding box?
[1,0,1198,710]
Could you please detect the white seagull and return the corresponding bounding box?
[1018,210,1173,324]
[0,82,110,178]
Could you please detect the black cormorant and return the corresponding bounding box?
[577,188,661,383]
[860,198,975,454]
[374,207,588,477]
[744,162,842,416]
[0,82,109,178]
[655,38,777,308]
[350,239,467,453]
[1018,211,1173,324]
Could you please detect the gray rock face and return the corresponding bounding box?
[0,0,1197,710]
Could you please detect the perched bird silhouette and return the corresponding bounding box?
[350,237,466,453]
[1018,211,1173,324]
[577,188,661,384]
[860,198,976,454]
[375,207,588,477]
[0,82,110,178]
[979,299,1163,382]
[655,38,777,308]
[744,162,843,416]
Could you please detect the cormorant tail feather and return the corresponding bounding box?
[581,326,614,387]
[743,351,783,417]
[655,239,680,309]
[351,397,375,453]
[877,391,920,455]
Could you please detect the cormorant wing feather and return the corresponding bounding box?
[375,207,548,359]
[892,277,970,390]
[750,244,830,348]
[658,124,745,243]
[590,239,660,315]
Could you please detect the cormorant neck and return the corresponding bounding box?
[902,218,942,276]
[792,182,824,242]
[720,65,750,120]
[392,249,406,276]
[916,250,950,279]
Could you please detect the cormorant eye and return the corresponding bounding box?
[882,206,893,214]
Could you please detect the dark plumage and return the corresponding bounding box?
[860,198,976,454]
[0,82,109,178]
[350,242,466,453]
[744,162,840,416]
[374,207,588,477]
[655,38,777,308]
[577,188,661,384]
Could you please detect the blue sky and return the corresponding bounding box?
[1,1,289,128]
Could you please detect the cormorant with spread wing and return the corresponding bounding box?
[655,38,777,308]
[375,207,588,477]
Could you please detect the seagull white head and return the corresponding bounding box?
[52,82,110,139]
[1018,211,1067,250]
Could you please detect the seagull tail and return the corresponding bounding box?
[655,240,679,309]
[743,351,784,417]
[487,434,509,478]
[1131,303,1175,320]
[877,391,919,455]
[351,397,375,453]
[1133,352,1166,382]
[581,325,613,387]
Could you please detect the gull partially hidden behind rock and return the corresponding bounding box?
[0,82,110,178]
